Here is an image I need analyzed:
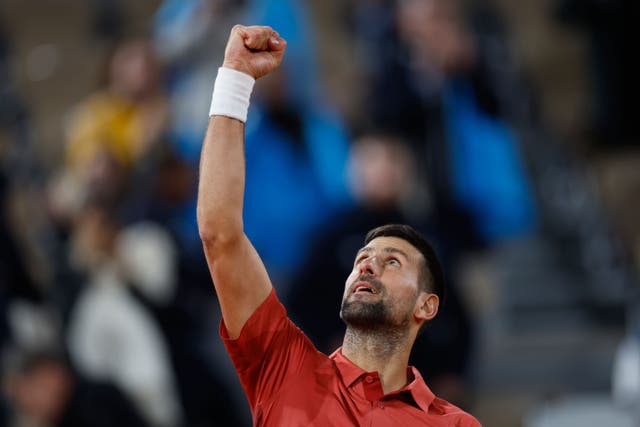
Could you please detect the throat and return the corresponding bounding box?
[342,325,410,366]
[341,327,413,394]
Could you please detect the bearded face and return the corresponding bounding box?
[340,274,418,331]
[340,235,440,343]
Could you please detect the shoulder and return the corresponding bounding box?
[431,397,482,426]
[220,289,287,341]
[221,289,318,365]
[70,91,120,119]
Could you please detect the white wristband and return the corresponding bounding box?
[209,67,256,122]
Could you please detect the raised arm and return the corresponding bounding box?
[197,25,286,339]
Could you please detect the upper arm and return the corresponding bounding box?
[202,232,273,339]
[220,287,321,410]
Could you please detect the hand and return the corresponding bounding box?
[222,25,286,79]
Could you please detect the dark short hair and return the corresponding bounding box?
[364,224,445,303]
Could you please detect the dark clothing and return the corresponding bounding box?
[57,380,149,427]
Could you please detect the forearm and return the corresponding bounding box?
[197,115,246,244]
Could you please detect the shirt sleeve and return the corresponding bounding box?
[220,289,320,409]
[464,414,483,426]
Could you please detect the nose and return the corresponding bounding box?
[359,255,380,277]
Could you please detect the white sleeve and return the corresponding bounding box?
[68,271,183,427]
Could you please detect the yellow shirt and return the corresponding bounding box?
[66,91,146,171]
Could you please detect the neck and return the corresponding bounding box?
[341,325,414,394]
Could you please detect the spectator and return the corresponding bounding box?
[354,0,537,244]
[64,37,168,182]
[153,0,247,162]
[66,206,183,427]
[4,350,150,427]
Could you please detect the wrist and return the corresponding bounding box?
[222,60,253,78]
[209,67,256,123]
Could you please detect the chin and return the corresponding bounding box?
[340,299,389,328]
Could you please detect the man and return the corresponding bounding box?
[4,350,150,427]
[197,25,481,426]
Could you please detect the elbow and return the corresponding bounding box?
[197,216,244,249]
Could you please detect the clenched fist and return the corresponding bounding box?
[222,25,286,79]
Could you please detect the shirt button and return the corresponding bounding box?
[365,376,374,383]
[378,402,384,409]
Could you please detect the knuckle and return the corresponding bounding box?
[246,25,260,34]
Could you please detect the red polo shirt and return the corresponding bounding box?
[221,289,481,426]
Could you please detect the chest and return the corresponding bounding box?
[255,375,433,427]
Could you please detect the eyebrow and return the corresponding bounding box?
[355,246,410,261]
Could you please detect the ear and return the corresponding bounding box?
[414,292,439,322]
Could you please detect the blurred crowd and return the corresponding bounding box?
[0,0,638,426]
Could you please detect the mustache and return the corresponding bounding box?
[349,274,384,294]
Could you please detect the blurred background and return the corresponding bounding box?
[0,0,639,426]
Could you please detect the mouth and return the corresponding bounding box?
[352,281,378,295]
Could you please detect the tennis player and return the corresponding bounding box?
[197,25,481,426]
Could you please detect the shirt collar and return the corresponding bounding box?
[330,348,435,413]
[402,365,436,413]
[330,348,366,388]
